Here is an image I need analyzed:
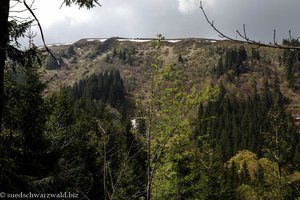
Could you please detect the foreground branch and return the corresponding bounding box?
[23,0,59,65]
[199,1,300,50]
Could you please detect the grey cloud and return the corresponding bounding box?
[207,0,300,42]
[21,0,300,45]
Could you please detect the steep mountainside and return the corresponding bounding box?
[43,37,300,119]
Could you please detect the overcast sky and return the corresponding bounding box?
[11,0,300,46]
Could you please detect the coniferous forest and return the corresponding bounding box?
[1,1,300,200]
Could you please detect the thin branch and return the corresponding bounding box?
[23,0,60,66]
[9,8,36,13]
[9,15,32,20]
[94,1,102,7]
[199,1,300,50]
[10,0,36,13]
[10,1,21,9]
[200,2,242,43]
[107,161,115,198]
[29,0,36,8]
[243,24,248,40]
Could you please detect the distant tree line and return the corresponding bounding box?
[106,47,136,66]
[282,38,300,89]
[212,45,262,78]
[213,46,249,77]
[67,69,125,108]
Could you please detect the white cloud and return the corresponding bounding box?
[177,0,216,14]
[177,0,199,14]
[201,0,216,8]
[10,0,93,28]
[34,0,92,28]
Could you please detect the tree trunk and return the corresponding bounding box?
[0,0,10,131]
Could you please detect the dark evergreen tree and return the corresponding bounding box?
[282,38,300,88]
[240,162,251,184]
[237,45,247,64]
[105,54,112,64]
[128,53,133,66]
[284,50,294,87]
[251,48,260,61]
[112,48,117,58]
[178,53,183,63]
[229,160,239,189]
[215,57,224,77]
[1,64,59,192]
[214,46,249,77]
[67,69,126,109]
[194,80,298,160]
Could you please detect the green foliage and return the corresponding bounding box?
[224,150,299,199]
[105,54,113,64]
[7,45,43,69]
[283,49,295,87]
[213,45,249,77]
[62,0,101,9]
[196,79,300,163]
[67,69,125,108]
[1,62,59,192]
[2,1,148,198]
[282,38,300,88]
[115,47,136,65]
[3,6,300,198]
[262,103,296,176]
[2,47,143,199]
[47,87,146,199]
[8,20,34,46]
[251,48,260,61]
[141,34,217,200]
[178,53,183,63]
[193,141,231,200]
[46,56,65,70]
[62,45,77,59]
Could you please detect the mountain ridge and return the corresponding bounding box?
[42,37,300,121]
[42,37,219,47]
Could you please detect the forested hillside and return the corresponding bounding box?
[2,36,300,199]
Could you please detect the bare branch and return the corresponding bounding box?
[9,8,36,13]
[10,0,36,13]
[199,1,300,50]
[243,24,248,40]
[199,1,241,43]
[9,15,32,20]
[10,1,21,9]
[23,0,60,66]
